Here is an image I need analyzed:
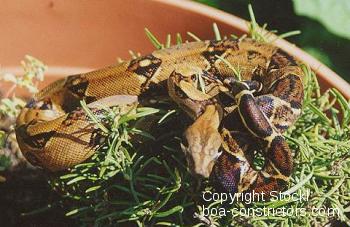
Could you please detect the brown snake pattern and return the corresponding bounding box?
[15,38,304,194]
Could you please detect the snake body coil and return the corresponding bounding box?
[16,38,304,194]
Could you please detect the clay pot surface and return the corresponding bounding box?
[1,0,349,98]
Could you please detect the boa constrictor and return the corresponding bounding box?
[15,38,304,194]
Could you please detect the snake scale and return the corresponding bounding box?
[15,38,304,194]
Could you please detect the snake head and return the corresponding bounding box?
[181,105,222,178]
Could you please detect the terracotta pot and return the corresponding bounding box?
[1,0,349,98]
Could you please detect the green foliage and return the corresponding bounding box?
[0,130,5,148]
[0,55,46,94]
[50,100,190,225]
[293,0,350,40]
[247,4,301,42]
[0,97,26,119]
[0,155,11,172]
[0,55,47,118]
